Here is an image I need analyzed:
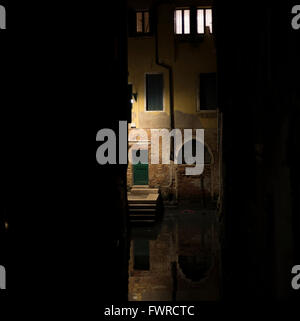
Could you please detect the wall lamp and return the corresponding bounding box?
[132,92,138,102]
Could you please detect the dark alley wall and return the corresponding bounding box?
[216,1,300,300]
[97,0,130,302]
[0,24,9,279]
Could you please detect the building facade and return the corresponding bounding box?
[127,0,221,204]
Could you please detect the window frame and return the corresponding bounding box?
[135,10,151,35]
[174,7,213,38]
[197,7,213,35]
[144,72,165,112]
[174,8,191,35]
[197,72,217,112]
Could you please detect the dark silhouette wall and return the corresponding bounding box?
[97,0,130,302]
[216,0,300,300]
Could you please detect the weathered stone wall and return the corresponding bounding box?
[127,128,220,202]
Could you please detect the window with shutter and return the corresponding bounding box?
[199,73,217,110]
[146,74,163,111]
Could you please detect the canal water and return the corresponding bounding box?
[128,202,221,301]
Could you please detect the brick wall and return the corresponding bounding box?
[127,128,220,202]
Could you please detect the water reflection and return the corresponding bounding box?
[129,203,221,301]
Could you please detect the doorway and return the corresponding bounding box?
[132,149,149,185]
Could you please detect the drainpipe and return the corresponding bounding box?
[154,4,175,130]
[153,3,176,202]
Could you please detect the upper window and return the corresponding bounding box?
[197,8,212,34]
[174,9,190,34]
[136,10,150,34]
[174,7,213,36]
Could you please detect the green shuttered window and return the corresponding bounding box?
[146,74,163,111]
[199,73,217,110]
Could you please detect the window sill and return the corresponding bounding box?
[175,34,205,42]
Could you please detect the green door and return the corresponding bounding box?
[133,150,148,185]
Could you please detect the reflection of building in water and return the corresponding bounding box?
[129,207,220,301]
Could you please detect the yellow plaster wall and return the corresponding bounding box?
[128,1,217,130]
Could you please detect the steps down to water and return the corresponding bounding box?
[128,186,160,223]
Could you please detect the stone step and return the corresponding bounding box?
[130,214,156,218]
[128,193,159,200]
[128,187,160,223]
[129,203,157,208]
[128,200,158,206]
[128,198,159,205]
[129,208,156,213]
[129,207,157,212]
[130,212,156,218]
[132,185,150,188]
[130,219,155,223]
[130,188,159,194]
